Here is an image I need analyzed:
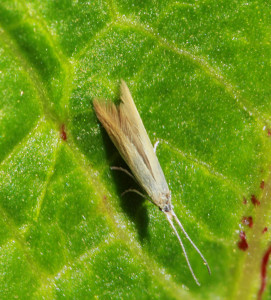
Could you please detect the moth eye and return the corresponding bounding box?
[163,204,172,212]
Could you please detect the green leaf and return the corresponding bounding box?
[0,1,271,299]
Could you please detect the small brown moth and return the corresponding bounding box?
[93,80,210,285]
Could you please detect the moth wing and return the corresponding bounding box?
[93,98,130,161]
[119,80,167,186]
[93,81,169,198]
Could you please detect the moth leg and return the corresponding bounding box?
[153,140,160,153]
[121,188,146,198]
[110,166,135,180]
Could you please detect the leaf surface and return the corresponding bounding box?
[0,1,271,299]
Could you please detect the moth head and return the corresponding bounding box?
[160,190,172,212]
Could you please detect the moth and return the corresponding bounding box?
[93,80,210,285]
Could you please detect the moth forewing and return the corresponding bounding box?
[119,81,170,200]
[93,106,153,204]
[94,80,170,209]
[93,80,210,285]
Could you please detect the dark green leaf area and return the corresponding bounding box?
[11,25,60,82]
[77,26,156,80]
[26,145,111,274]
[0,218,10,247]
[9,24,63,106]
[0,242,38,299]
[156,1,271,115]
[115,0,169,24]
[0,0,111,58]
[0,122,58,226]
[0,1,24,27]
[0,5,65,115]
[29,0,111,56]
[0,45,41,162]
[54,241,175,300]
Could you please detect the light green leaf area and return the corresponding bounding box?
[0,1,271,299]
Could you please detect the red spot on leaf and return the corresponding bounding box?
[242,216,253,228]
[258,245,271,300]
[243,197,247,205]
[260,180,265,189]
[268,129,271,136]
[251,195,260,206]
[238,231,248,251]
[262,227,268,234]
[60,124,67,141]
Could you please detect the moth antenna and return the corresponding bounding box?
[171,210,211,275]
[165,212,200,286]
